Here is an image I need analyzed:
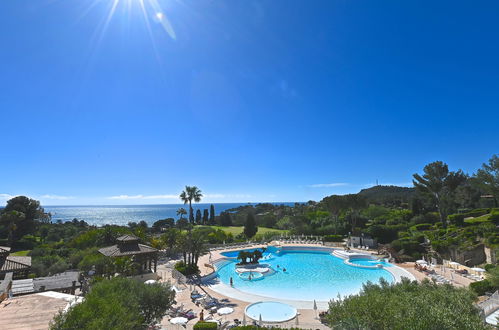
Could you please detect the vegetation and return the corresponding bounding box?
[326,278,488,330]
[237,249,264,265]
[50,277,175,330]
[243,212,258,238]
[193,322,218,329]
[180,185,203,224]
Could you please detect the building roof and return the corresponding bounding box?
[0,246,12,254]
[11,271,80,295]
[98,243,158,257]
[0,256,31,273]
[0,292,81,330]
[116,234,140,242]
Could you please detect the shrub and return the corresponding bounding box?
[469,279,494,296]
[174,261,199,276]
[484,264,497,272]
[489,211,499,225]
[323,235,344,242]
[193,322,218,329]
[448,214,464,226]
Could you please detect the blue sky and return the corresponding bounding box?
[1,0,498,206]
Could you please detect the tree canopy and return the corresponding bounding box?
[50,277,175,330]
[326,278,488,330]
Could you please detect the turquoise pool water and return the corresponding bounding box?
[349,258,392,267]
[216,247,393,301]
[221,248,265,258]
[245,301,297,322]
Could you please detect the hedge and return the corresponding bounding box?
[323,235,344,242]
[469,279,494,296]
[193,322,218,329]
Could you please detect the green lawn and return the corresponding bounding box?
[11,250,31,256]
[195,225,287,236]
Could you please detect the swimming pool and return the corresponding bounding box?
[245,301,297,322]
[349,258,392,267]
[215,247,394,302]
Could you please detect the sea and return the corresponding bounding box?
[45,203,296,227]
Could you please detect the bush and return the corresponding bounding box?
[174,261,199,276]
[50,277,175,330]
[484,264,497,272]
[489,211,499,225]
[462,208,490,218]
[323,235,344,242]
[469,279,494,296]
[410,223,433,231]
[193,322,218,329]
[448,214,464,226]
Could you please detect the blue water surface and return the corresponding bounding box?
[216,249,393,301]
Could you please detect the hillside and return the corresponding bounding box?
[358,185,416,206]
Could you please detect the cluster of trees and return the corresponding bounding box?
[51,277,175,330]
[326,278,488,329]
[237,249,264,265]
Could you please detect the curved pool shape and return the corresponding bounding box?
[245,301,297,322]
[349,258,392,267]
[239,271,264,281]
[216,248,394,302]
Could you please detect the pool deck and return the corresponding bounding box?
[158,243,469,329]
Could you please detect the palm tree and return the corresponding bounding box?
[179,186,203,224]
[176,208,187,220]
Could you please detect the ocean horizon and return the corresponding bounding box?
[45,202,297,227]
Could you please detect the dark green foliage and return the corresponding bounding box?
[219,211,233,226]
[323,234,344,242]
[174,260,199,275]
[243,213,258,238]
[195,209,202,224]
[193,322,218,329]
[358,185,415,207]
[489,210,499,225]
[448,214,465,226]
[327,278,487,330]
[209,204,216,225]
[152,218,174,232]
[50,277,175,330]
[202,209,209,225]
[469,279,494,296]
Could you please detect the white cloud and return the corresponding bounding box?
[308,183,349,188]
[0,193,15,201]
[40,194,74,200]
[107,194,178,200]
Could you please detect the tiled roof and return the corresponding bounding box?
[98,243,157,257]
[116,234,140,242]
[0,246,12,254]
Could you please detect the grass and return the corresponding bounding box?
[464,213,491,224]
[195,225,287,236]
[11,250,31,256]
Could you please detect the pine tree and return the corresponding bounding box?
[195,209,202,224]
[243,212,258,238]
[209,204,216,225]
[202,209,209,225]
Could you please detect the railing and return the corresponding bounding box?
[479,291,499,317]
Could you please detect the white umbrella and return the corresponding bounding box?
[170,317,188,325]
[144,279,157,284]
[313,299,318,319]
[242,314,246,326]
[217,307,234,315]
[471,267,486,272]
[416,260,428,264]
[259,314,263,326]
[295,314,299,325]
[449,261,460,266]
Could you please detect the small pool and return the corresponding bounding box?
[349,258,392,267]
[245,301,297,322]
[239,271,264,281]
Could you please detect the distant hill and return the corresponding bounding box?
[358,185,416,206]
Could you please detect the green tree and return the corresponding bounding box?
[1,196,47,243]
[326,278,487,330]
[209,204,216,225]
[243,213,258,238]
[179,186,203,224]
[0,210,25,246]
[413,161,467,227]
[475,154,499,206]
[202,209,209,225]
[219,211,233,226]
[50,277,175,330]
[195,209,202,224]
[176,208,187,220]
